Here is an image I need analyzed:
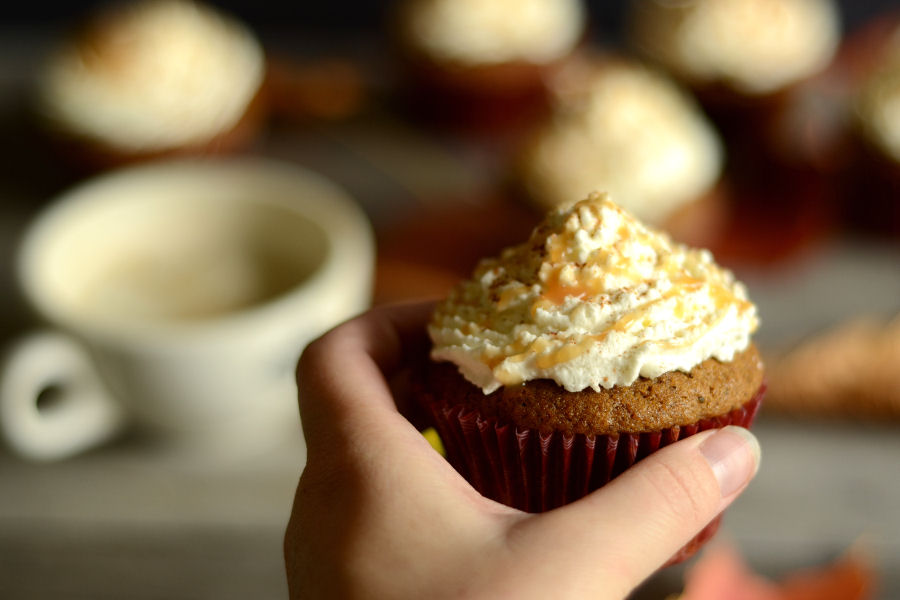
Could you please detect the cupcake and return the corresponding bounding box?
[35,0,267,171]
[392,0,587,134]
[417,193,764,564]
[627,0,840,171]
[515,57,726,247]
[628,0,840,100]
[627,0,843,262]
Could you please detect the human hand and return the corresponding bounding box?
[284,302,761,599]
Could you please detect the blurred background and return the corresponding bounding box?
[3,0,897,32]
[1,0,899,598]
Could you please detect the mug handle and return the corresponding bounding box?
[0,331,125,461]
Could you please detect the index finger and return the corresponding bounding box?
[296,300,436,451]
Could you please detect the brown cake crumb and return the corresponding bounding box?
[422,344,764,434]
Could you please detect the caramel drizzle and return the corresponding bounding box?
[484,278,752,371]
[475,198,755,373]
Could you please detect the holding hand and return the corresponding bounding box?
[284,302,761,599]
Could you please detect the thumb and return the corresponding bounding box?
[505,426,761,598]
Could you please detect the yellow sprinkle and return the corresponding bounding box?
[422,428,445,456]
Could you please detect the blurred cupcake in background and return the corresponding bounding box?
[629,0,840,102]
[628,0,843,263]
[846,27,900,236]
[514,57,726,247]
[36,0,267,171]
[627,0,840,171]
[391,0,587,135]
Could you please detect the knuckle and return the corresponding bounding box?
[297,334,328,380]
[297,320,356,384]
[296,331,342,416]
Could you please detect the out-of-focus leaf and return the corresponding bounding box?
[680,543,876,600]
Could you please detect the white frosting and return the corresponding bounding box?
[429,194,758,393]
[521,63,722,224]
[39,0,265,152]
[402,0,585,65]
[630,0,840,95]
[856,31,900,163]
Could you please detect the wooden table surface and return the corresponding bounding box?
[1,30,899,599]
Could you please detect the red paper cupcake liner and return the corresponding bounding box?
[424,384,765,564]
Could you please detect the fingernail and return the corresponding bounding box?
[699,426,761,498]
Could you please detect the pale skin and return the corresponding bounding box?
[285,302,761,599]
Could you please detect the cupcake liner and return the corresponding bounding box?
[424,384,765,564]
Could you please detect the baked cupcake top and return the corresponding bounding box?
[518,60,722,223]
[430,194,758,393]
[37,0,265,152]
[629,0,840,95]
[856,30,900,163]
[398,0,585,66]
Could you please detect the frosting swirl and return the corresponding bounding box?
[429,193,758,393]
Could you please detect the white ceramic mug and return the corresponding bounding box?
[0,158,374,461]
